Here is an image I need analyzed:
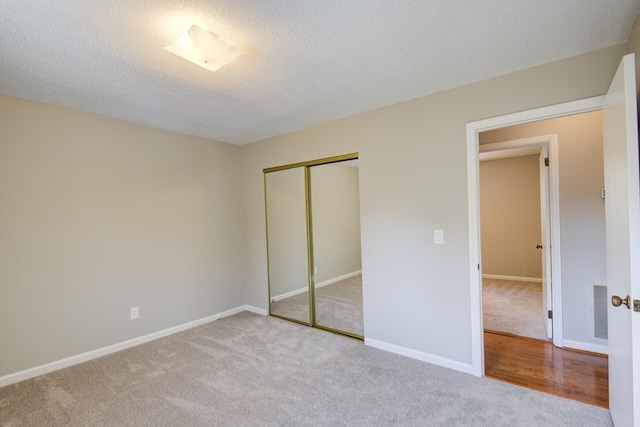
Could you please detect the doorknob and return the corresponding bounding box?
[536,244,543,249]
[612,295,631,309]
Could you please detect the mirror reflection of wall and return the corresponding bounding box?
[311,160,363,336]
[265,167,310,324]
[263,154,364,339]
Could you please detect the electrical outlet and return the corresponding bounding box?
[130,306,139,320]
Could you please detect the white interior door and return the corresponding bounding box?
[539,146,552,340]
[603,53,640,427]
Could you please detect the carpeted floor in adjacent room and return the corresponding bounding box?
[0,312,611,426]
[482,278,548,340]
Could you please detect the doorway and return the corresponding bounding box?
[467,96,608,377]
[478,140,554,341]
[468,102,611,407]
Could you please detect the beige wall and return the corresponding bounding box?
[1,38,631,379]
[0,96,244,377]
[311,162,362,283]
[241,44,626,364]
[480,155,542,278]
[480,111,606,344]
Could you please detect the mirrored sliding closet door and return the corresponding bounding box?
[310,160,363,337]
[264,154,364,339]
[265,167,311,324]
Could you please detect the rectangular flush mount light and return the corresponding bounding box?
[164,25,242,72]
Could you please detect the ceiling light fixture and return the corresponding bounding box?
[164,24,242,72]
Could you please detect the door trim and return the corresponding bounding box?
[466,95,604,377]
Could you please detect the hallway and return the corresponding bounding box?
[484,331,608,408]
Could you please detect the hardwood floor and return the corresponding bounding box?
[484,331,609,408]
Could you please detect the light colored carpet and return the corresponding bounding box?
[0,312,612,426]
[482,278,548,340]
[271,274,364,336]
[315,274,363,336]
[271,289,311,323]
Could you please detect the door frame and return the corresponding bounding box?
[479,135,557,341]
[466,95,604,377]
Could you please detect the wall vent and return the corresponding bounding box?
[593,284,608,340]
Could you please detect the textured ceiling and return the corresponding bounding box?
[1,1,639,145]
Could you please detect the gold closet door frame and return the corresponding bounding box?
[263,153,362,340]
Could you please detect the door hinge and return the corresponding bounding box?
[477,264,480,271]
[544,157,549,167]
[548,310,553,319]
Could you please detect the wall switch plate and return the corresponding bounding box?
[130,307,139,320]
[314,266,318,274]
[434,230,444,244]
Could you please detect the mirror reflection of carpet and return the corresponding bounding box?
[271,274,363,336]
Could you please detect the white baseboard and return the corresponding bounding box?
[365,338,474,375]
[563,339,608,356]
[0,305,265,388]
[482,274,542,283]
[315,270,362,289]
[270,286,308,302]
[271,270,362,302]
[242,305,268,316]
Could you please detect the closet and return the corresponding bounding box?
[264,154,363,338]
